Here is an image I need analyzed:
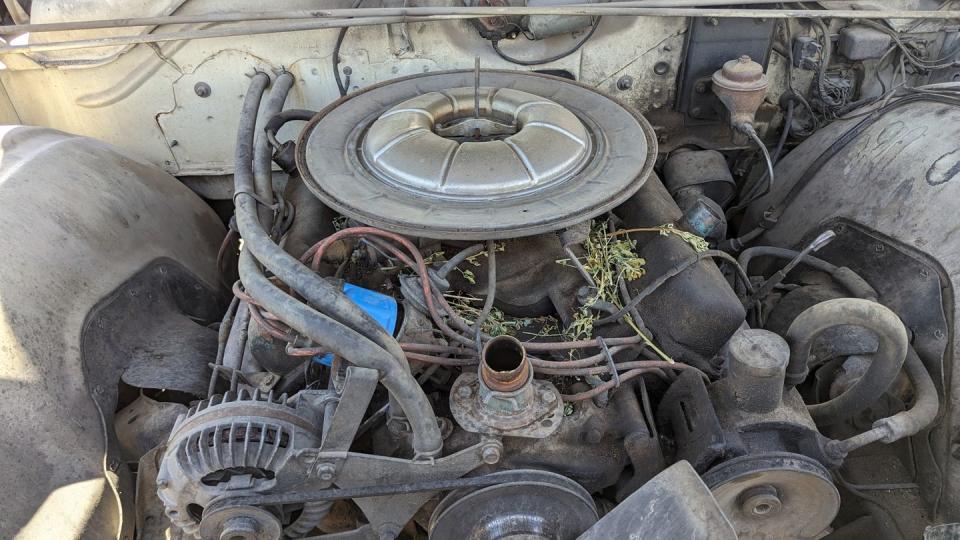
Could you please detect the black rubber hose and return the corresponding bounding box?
[436,243,485,280]
[253,71,294,226]
[742,123,775,205]
[887,347,940,439]
[739,245,838,274]
[239,250,443,457]
[785,298,908,425]
[472,240,497,350]
[771,99,793,165]
[333,26,351,96]
[265,108,316,146]
[333,0,366,96]
[826,346,939,459]
[233,73,439,456]
[720,225,764,253]
[725,117,781,217]
[222,301,251,372]
[738,245,878,300]
[233,73,408,367]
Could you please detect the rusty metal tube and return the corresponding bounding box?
[480,335,531,393]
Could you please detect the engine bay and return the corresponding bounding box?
[148,64,942,539]
[1,2,960,539]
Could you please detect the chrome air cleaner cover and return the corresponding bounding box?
[362,86,593,198]
[297,70,657,239]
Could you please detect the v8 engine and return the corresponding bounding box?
[141,66,939,539]
[0,4,957,540]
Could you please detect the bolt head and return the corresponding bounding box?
[315,463,336,481]
[456,385,474,399]
[739,485,781,518]
[616,75,634,91]
[194,82,212,98]
[480,445,502,464]
[540,389,557,404]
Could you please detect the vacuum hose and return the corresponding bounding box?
[785,298,908,425]
[826,346,939,459]
[786,298,939,459]
[233,72,442,458]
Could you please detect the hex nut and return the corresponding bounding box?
[315,463,336,481]
[480,444,502,465]
[456,385,474,399]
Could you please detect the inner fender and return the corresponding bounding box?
[0,126,224,539]
[743,98,960,521]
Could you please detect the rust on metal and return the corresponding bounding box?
[480,335,531,392]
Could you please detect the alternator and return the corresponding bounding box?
[156,389,325,537]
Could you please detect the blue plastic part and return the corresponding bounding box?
[314,282,399,366]
[683,199,723,238]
